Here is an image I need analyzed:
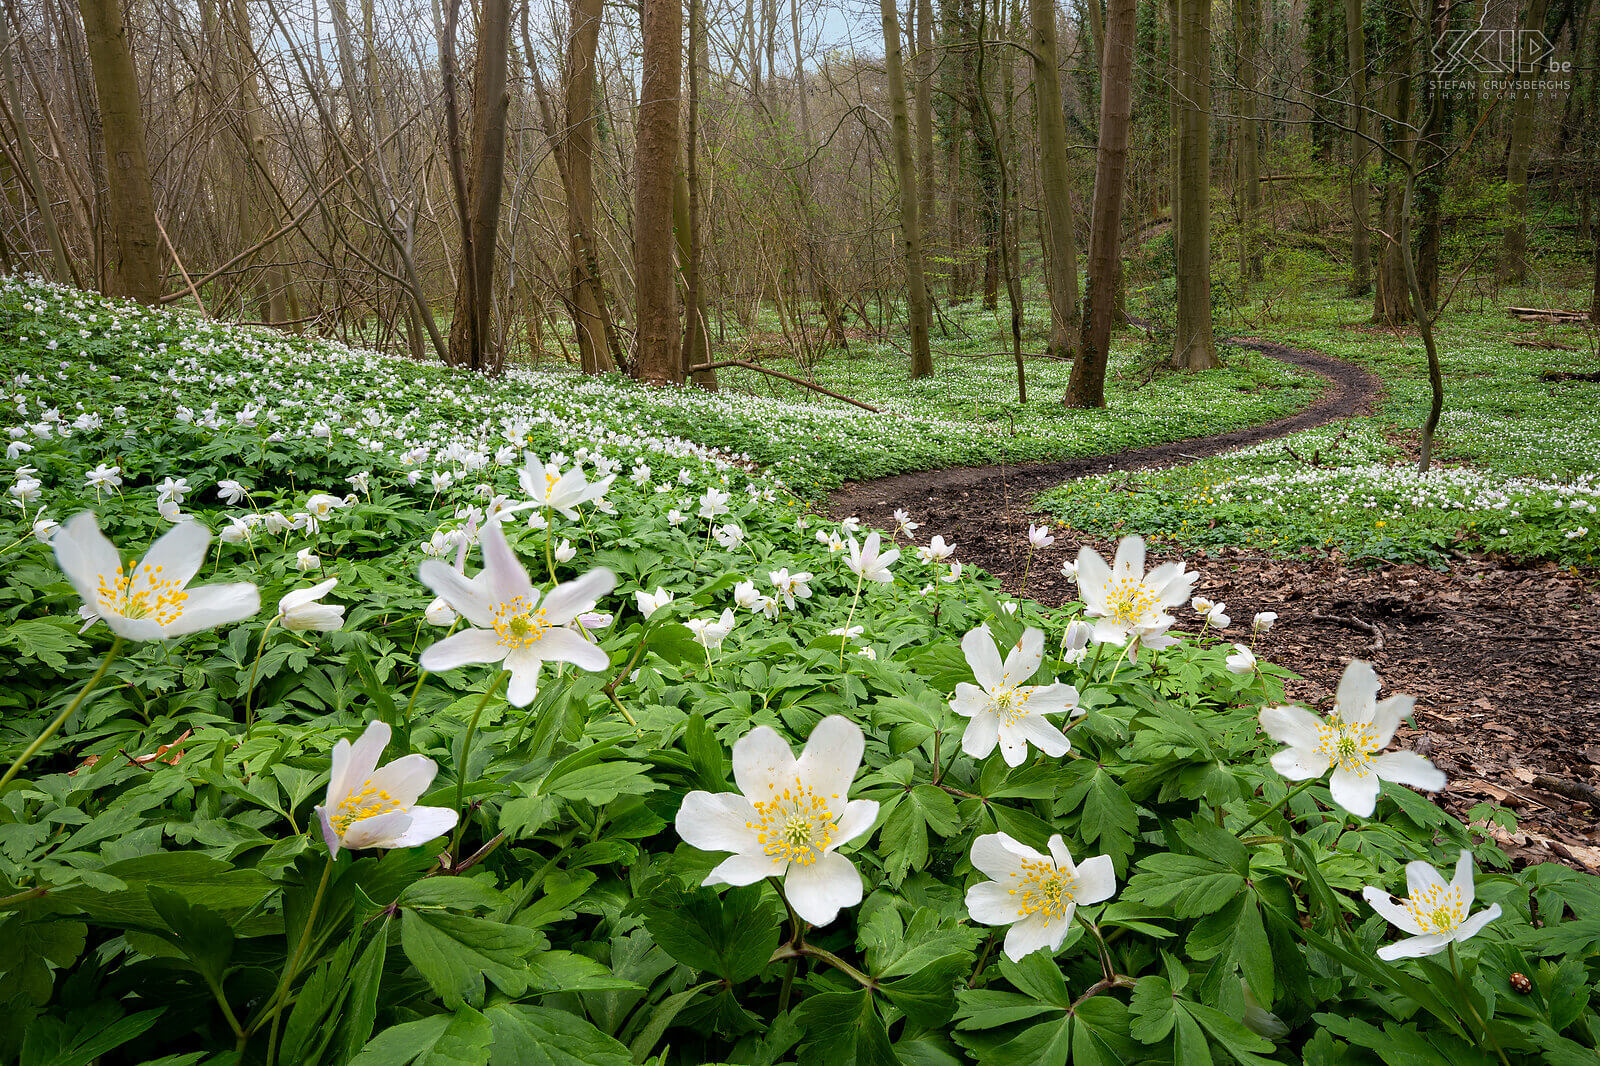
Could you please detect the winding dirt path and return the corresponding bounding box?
[826,337,1600,871]
[828,336,1382,524]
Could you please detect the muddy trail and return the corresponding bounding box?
[827,336,1600,871]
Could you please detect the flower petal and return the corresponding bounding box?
[53,512,122,608]
[971,832,1037,881]
[340,809,414,849]
[419,627,508,672]
[163,582,260,636]
[1075,546,1112,608]
[504,654,542,706]
[1335,660,1381,724]
[1260,705,1323,749]
[479,520,536,604]
[367,754,439,808]
[1001,628,1045,685]
[1405,859,1449,901]
[1372,694,1415,747]
[339,721,391,799]
[1018,715,1070,758]
[384,805,459,848]
[418,559,498,628]
[137,518,212,591]
[540,568,618,624]
[1362,887,1425,935]
[732,726,797,800]
[996,725,1028,767]
[1450,850,1476,909]
[1452,902,1500,943]
[832,799,879,848]
[960,710,1000,760]
[1377,932,1454,961]
[1111,535,1146,581]
[1074,854,1117,905]
[676,790,762,854]
[705,851,780,886]
[783,850,862,927]
[1003,914,1065,962]
[1270,747,1328,781]
[1372,751,1445,793]
[962,625,1005,691]
[1329,766,1379,817]
[966,881,1020,926]
[795,715,865,807]
[529,625,610,672]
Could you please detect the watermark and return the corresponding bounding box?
[1429,28,1572,100]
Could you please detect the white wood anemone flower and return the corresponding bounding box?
[1075,535,1197,659]
[952,626,1081,766]
[277,578,345,632]
[675,715,879,927]
[1362,851,1501,960]
[845,531,899,584]
[315,721,457,856]
[1258,660,1444,818]
[418,519,615,706]
[517,457,615,520]
[965,832,1117,962]
[53,511,259,641]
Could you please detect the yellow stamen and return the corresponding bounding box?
[330,778,401,836]
[1402,883,1466,934]
[1007,857,1078,921]
[96,562,188,627]
[1106,578,1159,628]
[1314,717,1382,775]
[493,597,549,650]
[746,781,838,866]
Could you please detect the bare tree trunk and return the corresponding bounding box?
[1498,0,1549,285]
[634,0,683,384]
[1344,0,1370,294]
[1233,0,1261,284]
[226,0,298,326]
[789,0,810,138]
[0,16,73,283]
[1590,226,1599,323]
[879,0,934,378]
[1372,2,1413,326]
[746,0,760,97]
[1172,0,1218,368]
[564,0,615,372]
[445,0,511,372]
[1069,0,1135,407]
[78,0,165,301]
[683,0,715,389]
[915,0,935,263]
[1030,0,1081,358]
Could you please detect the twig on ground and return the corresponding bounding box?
[1309,612,1385,651]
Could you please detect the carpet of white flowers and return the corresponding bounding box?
[1038,294,1600,565]
[2,277,1597,1065]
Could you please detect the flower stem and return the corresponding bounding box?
[243,619,278,738]
[0,636,123,794]
[449,670,509,859]
[1237,777,1318,835]
[770,941,878,990]
[1449,943,1512,1066]
[543,508,556,585]
[261,854,335,1065]
[838,569,864,670]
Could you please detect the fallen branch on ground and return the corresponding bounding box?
[688,359,883,412]
[1309,612,1385,651]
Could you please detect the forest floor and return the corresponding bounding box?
[830,330,1600,873]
